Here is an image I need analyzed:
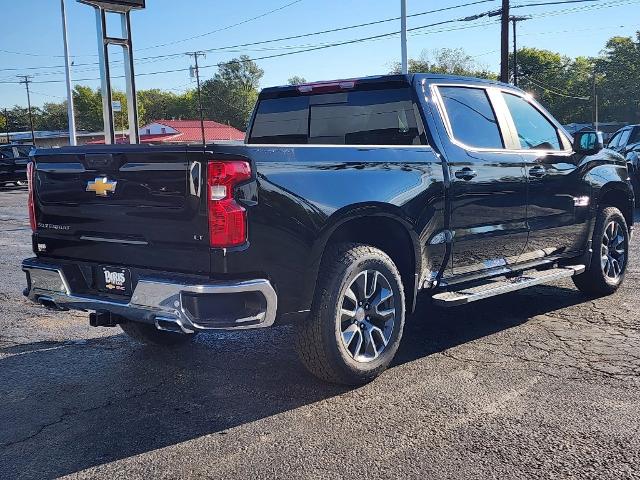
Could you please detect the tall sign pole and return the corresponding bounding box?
[61,0,77,145]
[78,0,145,144]
[500,0,510,83]
[400,0,408,74]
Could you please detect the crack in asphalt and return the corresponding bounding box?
[0,381,166,449]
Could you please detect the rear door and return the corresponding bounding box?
[12,145,31,179]
[34,145,210,274]
[0,147,13,180]
[431,84,528,277]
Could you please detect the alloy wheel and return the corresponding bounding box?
[339,269,395,363]
[601,220,627,280]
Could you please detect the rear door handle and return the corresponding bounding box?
[454,168,477,180]
[529,166,546,178]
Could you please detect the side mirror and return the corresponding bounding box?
[573,130,604,155]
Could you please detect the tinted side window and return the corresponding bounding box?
[629,127,640,145]
[502,93,561,150]
[16,146,32,157]
[250,96,309,144]
[438,86,503,149]
[309,88,423,145]
[619,128,632,147]
[608,131,622,148]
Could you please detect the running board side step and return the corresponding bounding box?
[432,265,585,307]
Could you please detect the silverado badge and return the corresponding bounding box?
[86,177,117,197]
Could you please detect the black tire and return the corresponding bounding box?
[573,206,630,296]
[120,321,197,346]
[295,243,406,386]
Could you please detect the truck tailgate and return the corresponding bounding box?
[33,145,210,274]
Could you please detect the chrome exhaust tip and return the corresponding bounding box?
[154,316,194,334]
[37,296,68,311]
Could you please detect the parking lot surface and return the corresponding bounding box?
[0,187,639,480]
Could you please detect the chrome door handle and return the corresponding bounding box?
[454,168,477,180]
[529,166,546,178]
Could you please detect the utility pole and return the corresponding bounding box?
[187,51,206,147]
[17,75,36,146]
[60,0,77,146]
[500,0,510,83]
[3,109,9,143]
[592,69,599,131]
[400,0,408,74]
[510,16,529,87]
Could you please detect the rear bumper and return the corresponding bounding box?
[22,258,277,332]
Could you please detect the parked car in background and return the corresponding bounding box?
[608,125,640,193]
[0,144,32,187]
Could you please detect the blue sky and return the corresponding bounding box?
[1,0,639,108]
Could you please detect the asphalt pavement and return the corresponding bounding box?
[0,187,639,480]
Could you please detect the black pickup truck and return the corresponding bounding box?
[22,74,634,385]
[1,144,31,187]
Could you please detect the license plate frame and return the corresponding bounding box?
[95,265,132,296]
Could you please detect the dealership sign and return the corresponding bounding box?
[78,0,145,11]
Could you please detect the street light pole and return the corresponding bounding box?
[60,0,77,146]
[400,0,408,74]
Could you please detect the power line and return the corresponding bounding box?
[0,0,628,77]
[2,0,637,87]
[138,0,305,51]
[0,15,491,85]
[512,0,600,7]
[0,0,499,70]
[524,76,591,99]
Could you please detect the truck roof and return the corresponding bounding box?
[261,73,518,98]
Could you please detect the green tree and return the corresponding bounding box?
[288,76,307,85]
[391,48,496,79]
[200,55,264,130]
[73,85,102,131]
[37,102,68,131]
[515,47,593,124]
[2,106,40,133]
[138,88,196,123]
[0,112,6,133]
[596,33,640,123]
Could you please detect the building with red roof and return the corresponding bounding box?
[89,119,245,144]
[139,119,245,143]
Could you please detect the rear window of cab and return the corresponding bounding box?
[248,88,426,146]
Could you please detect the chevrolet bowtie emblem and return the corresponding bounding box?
[86,177,117,197]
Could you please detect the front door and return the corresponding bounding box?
[499,91,589,260]
[433,85,528,277]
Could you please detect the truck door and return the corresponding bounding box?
[431,84,528,277]
[499,91,589,259]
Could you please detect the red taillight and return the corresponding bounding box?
[207,160,251,247]
[27,162,36,232]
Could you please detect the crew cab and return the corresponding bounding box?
[22,74,634,385]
